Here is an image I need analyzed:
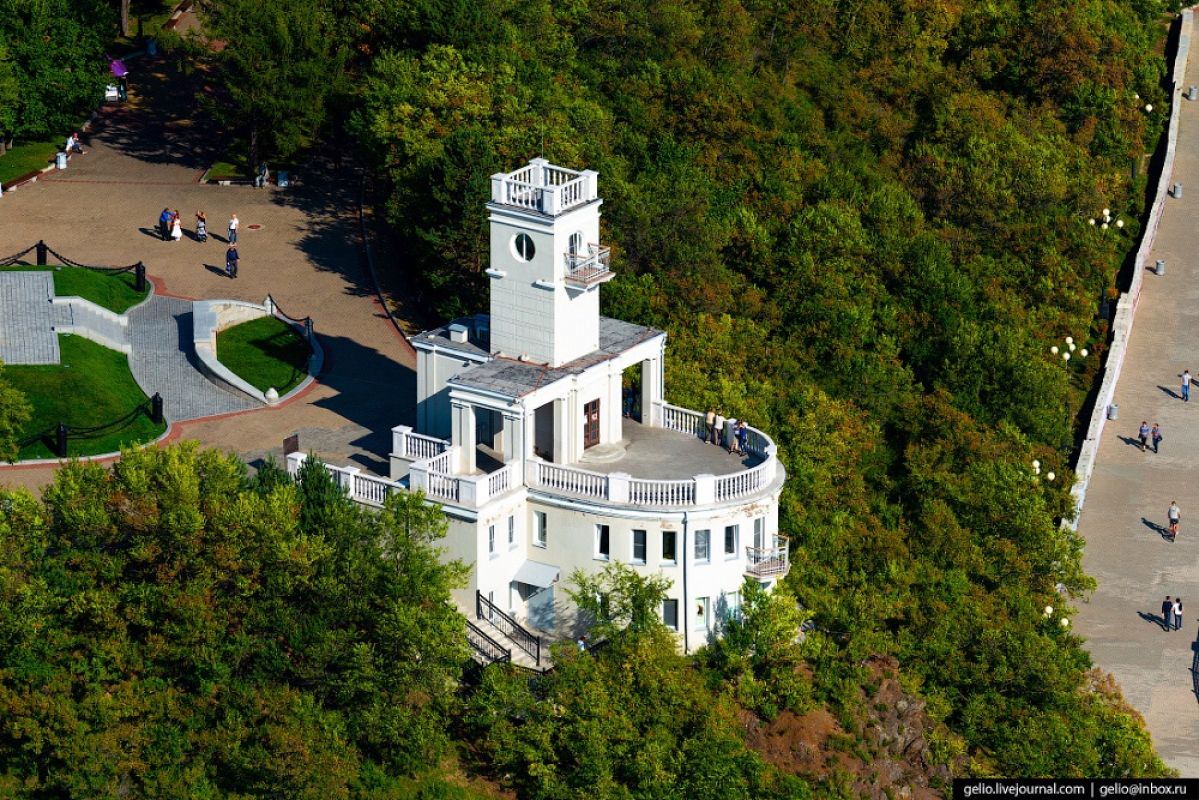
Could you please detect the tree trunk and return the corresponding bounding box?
[249,118,259,180]
[120,0,130,37]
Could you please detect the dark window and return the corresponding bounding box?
[633,529,647,563]
[662,530,677,562]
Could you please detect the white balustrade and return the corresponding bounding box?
[352,472,396,507]
[746,535,790,578]
[628,478,695,507]
[491,161,597,216]
[531,460,609,499]
[488,463,514,498]
[715,460,771,502]
[657,402,708,439]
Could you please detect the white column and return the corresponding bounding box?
[553,397,569,464]
[608,472,631,504]
[694,474,715,506]
[341,466,361,500]
[501,413,520,463]
[452,401,476,474]
[641,357,662,426]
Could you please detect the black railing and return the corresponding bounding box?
[16,392,164,457]
[476,590,541,666]
[2,241,146,292]
[467,620,511,666]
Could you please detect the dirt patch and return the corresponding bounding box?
[742,656,961,799]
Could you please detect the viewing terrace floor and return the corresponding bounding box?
[570,418,762,479]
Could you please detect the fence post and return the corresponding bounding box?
[151,392,164,424]
[135,262,146,293]
[304,317,314,344]
[36,240,47,266]
[56,423,68,457]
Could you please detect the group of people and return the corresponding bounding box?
[1137,420,1163,453]
[704,408,750,456]
[1161,596,1184,631]
[155,209,241,278]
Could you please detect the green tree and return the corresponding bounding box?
[201,0,348,170]
[0,443,468,794]
[0,362,31,462]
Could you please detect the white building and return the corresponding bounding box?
[295,159,787,666]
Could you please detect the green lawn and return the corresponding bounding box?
[1,265,149,314]
[216,316,311,395]
[0,137,59,185]
[6,335,166,460]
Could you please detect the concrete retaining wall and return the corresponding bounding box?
[1068,9,1193,527]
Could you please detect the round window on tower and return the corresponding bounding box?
[512,233,535,262]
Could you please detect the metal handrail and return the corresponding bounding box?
[467,620,511,665]
[476,590,541,665]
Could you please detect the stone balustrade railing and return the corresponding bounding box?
[526,402,781,509]
[391,425,450,462]
[490,159,598,217]
[286,453,399,508]
[409,447,519,508]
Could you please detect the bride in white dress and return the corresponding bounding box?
[170,212,182,241]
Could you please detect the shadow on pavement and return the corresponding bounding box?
[1139,610,1170,631]
[1159,385,1183,400]
[1142,517,1172,540]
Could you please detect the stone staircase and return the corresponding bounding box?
[469,591,551,672]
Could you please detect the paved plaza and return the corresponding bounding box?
[1073,23,1199,775]
[0,272,59,365]
[0,54,416,488]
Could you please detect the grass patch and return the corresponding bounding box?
[1,265,149,314]
[6,335,166,460]
[216,316,310,395]
[0,136,60,185]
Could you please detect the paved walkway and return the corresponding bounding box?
[0,272,58,364]
[1074,28,1199,775]
[0,56,416,490]
[127,295,255,420]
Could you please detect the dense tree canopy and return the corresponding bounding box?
[0,0,112,138]
[0,445,470,796]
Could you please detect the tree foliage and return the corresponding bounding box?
[0,0,113,138]
[0,443,469,795]
[0,362,31,462]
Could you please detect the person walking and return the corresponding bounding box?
[225,244,239,278]
[170,210,182,242]
[228,213,239,244]
[195,211,207,242]
[1163,596,1174,631]
[1168,501,1181,541]
[1138,421,1150,451]
[1151,423,1162,454]
[1174,598,1184,632]
[1183,370,1192,402]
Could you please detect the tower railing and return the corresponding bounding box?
[564,244,614,288]
[490,159,598,216]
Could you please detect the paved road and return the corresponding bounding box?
[0,272,58,364]
[1074,18,1199,776]
[0,55,416,490]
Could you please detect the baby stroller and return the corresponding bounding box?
[195,218,207,242]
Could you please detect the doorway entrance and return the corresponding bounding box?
[583,399,600,448]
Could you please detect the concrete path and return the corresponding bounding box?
[127,295,255,420]
[1074,28,1199,776]
[0,56,416,491]
[0,272,58,364]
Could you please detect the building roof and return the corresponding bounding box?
[449,316,664,398]
[410,313,491,359]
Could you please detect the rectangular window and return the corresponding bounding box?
[724,524,739,557]
[754,516,766,549]
[632,529,647,564]
[596,524,610,560]
[488,524,496,556]
[663,599,679,630]
[661,530,677,563]
[694,596,710,630]
[722,591,741,622]
[533,511,547,548]
[695,529,710,563]
[508,515,516,549]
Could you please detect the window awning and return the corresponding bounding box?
[513,560,559,588]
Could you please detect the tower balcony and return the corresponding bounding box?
[564,244,614,288]
[490,158,599,217]
[746,535,790,579]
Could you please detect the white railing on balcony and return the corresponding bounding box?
[391,425,450,461]
[746,535,790,578]
[530,460,609,499]
[657,402,707,439]
[564,244,614,287]
[408,448,519,508]
[526,402,781,510]
[715,459,773,503]
[490,159,598,216]
[488,462,515,498]
[628,477,694,506]
[286,453,402,509]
